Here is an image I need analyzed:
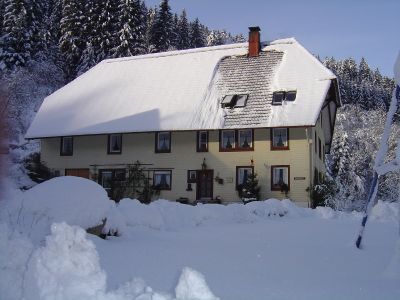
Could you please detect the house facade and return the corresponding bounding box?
[26,27,340,207]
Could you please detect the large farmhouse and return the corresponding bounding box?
[26,27,340,207]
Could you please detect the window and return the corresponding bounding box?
[271,166,290,191]
[220,130,235,150]
[221,94,249,108]
[187,170,197,183]
[98,169,126,196]
[314,168,319,185]
[60,136,73,156]
[318,138,322,159]
[235,94,248,107]
[271,128,289,150]
[197,131,208,152]
[153,170,172,190]
[238,129,253,149]
[272,91,297,105]
[236,166,254,189]
[155,132,171,153]
[272,92,285,105]
[314,132,317,153]
[285,91,297,101]
[220,129,254,151]
[108,134,122,154]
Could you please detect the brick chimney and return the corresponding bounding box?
[248,26,261,57]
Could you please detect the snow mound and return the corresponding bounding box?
[35,222,107,300]
[370,200,399,222]
[0,176,114,243]
[105,198,310,234]
[176,267,219,300]
[26,223,217,300]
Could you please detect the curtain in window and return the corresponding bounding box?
[273,168,288,186]
[222,131,234,148]
[154,171,171,188]
[239,168,252,185]
[273,129,287,147]
[239,130,252,148]
[158,133,170,151]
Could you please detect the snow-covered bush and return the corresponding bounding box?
[0,176,114,244]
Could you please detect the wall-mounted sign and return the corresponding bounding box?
[225,177,233,183]
[294,177,306,180]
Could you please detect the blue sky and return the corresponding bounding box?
[145,0,400,77]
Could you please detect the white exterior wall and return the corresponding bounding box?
[41,128,313,206]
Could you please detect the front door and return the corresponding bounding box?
[196,170,213,200]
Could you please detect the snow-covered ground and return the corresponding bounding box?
[1,177,399,300]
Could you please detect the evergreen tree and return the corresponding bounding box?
[59,0,85,79]
[177,10,190,50]
[113,0,146,58]
[170,13,178,50]
[0,0,5,36]
[47,0,63,44]
[150,0,173,52]
[190,18,205,48]
[0,0,31,69]
[358,57,372,83]
[76,0,98,74]
[145,7,156,53]
[96,0,119,60]
[238,172,261,202]
[206,29,228,46]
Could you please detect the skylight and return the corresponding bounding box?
[272,91,297,105]
[235,94,248,107]
[221,94,249,108]
[221,95,235,108]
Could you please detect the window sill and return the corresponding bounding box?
[271,146,289,151]
[219,147,254,152]
[155,150,171,153]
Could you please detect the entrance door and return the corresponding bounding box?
[196,170,213,200]
[65,168,90,179]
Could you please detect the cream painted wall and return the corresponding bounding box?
[41,128,313,206]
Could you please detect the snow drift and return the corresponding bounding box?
[0,176,113,244]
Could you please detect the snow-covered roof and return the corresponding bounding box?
[26,38,337,139]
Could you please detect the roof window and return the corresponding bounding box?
[272,91,297,105]
[221,94,249,108]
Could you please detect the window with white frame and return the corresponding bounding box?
[108,134,122,154]
[271,166,290,191]
[236,166,253,189]
[271,128,289,149]
[153,170,172,190]
[156,132,171,153]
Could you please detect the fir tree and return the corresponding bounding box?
[96,0,119,60]
[190,18,205,48]
[113,0,146,58]
[0,0,31,69]
[238,172,261,202]
[170,13,179,50]
[145,7,157,53]
[358,57,372,83]
[150,0,173,52]
[59,0,85,79]
[177,10,190,50]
